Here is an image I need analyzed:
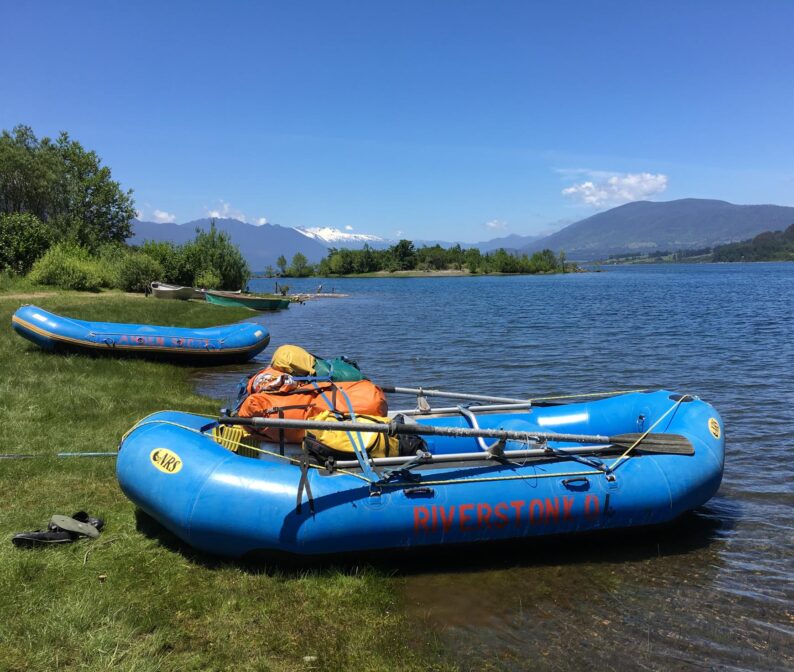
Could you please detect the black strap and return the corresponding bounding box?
[296,448,315,514]
[277,409,285,456]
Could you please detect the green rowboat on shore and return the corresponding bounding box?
[205,291,288,311]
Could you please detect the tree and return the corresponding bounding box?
[389,239,416,271]
[276,255,287,275]
[287,252,312,277]
[54,132,136,248]
[0,125,136,250]
[181,220,250,290]
[0,213,53,274]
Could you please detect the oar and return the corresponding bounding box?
[381,385,529,405]
[332,444,647,469]
[219,417,694,455]
[392,402,533,416]
[382,386,647,408]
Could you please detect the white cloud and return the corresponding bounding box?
[256,217,268,226]
[206,200,247,222]
[152,209,176,224]
[345,225,354,231]
[394,229,404,237]
[560,170,668,207]
[484,219,507,231]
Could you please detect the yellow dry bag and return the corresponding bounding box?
[304,410,399,458]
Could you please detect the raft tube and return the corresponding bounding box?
[116,390,725,558]
[12,304,269,365]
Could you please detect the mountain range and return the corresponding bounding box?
[129,198,794,269]
[130,218,330,268]
[521,199,794,259]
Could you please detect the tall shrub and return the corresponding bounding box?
[0,212,53,274]
[181,221,249,290]
[28,242,107,291]
[139,240,190,285]
[117,253,163,292]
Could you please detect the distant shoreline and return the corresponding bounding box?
[253,268,582,279]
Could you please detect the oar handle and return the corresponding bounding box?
[219,416,613,445]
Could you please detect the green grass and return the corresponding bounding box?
[0,273,55,294]
[0,294,449,671]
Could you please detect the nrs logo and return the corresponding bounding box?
[150,448,183,474]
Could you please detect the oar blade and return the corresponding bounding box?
[609,433,695,455]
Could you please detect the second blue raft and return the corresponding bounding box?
[12,304,270,365]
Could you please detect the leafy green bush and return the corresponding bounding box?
[28,242,107,291]
[181,222,249,290]
[0,212,54,274]
[117,253,163,292]
[194,268,221,289]
[139,240,191,285]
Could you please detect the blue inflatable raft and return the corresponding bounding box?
[117,390,725,558]
[12,305,269,365]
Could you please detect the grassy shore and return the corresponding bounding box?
[0,293,448,671]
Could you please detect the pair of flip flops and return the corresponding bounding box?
[12,511,104,548]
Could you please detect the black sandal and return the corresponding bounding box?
[12,511,105,548]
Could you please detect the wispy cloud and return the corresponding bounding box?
[152,209,176,224]
[256,217,268,226]
[345,225,354,231]
[206,200,248,222]
[484,219,507,231]
[559,169,668,207]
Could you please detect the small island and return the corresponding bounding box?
[264,241,576,278]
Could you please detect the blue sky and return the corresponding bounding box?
[2,1,792,241]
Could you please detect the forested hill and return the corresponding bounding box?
[523,199,794,260]
[712,224,794,261]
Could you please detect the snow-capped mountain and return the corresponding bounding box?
[294,226,386,246]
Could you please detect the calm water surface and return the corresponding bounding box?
[195,264,793,671]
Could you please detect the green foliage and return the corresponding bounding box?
[28,242,110,291]
[132,224,250,291]
[276,254,287,275]
[0,125,136,251]
[117,252,163,292]
[0,212,54,274]
[139,240,191,285]
[286,252,312,277]
[712,224,794,262]
[318,240,566,275]
[180,221,250,290]
[194,267,222,289]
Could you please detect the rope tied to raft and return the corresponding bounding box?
[606,394,690,474]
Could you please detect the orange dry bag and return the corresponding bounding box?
[237,380,388,443]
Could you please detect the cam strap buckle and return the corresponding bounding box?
[296,448,315,515]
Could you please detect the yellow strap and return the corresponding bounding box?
[608,394,688,472]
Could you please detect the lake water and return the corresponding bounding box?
[195,264,793,671]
